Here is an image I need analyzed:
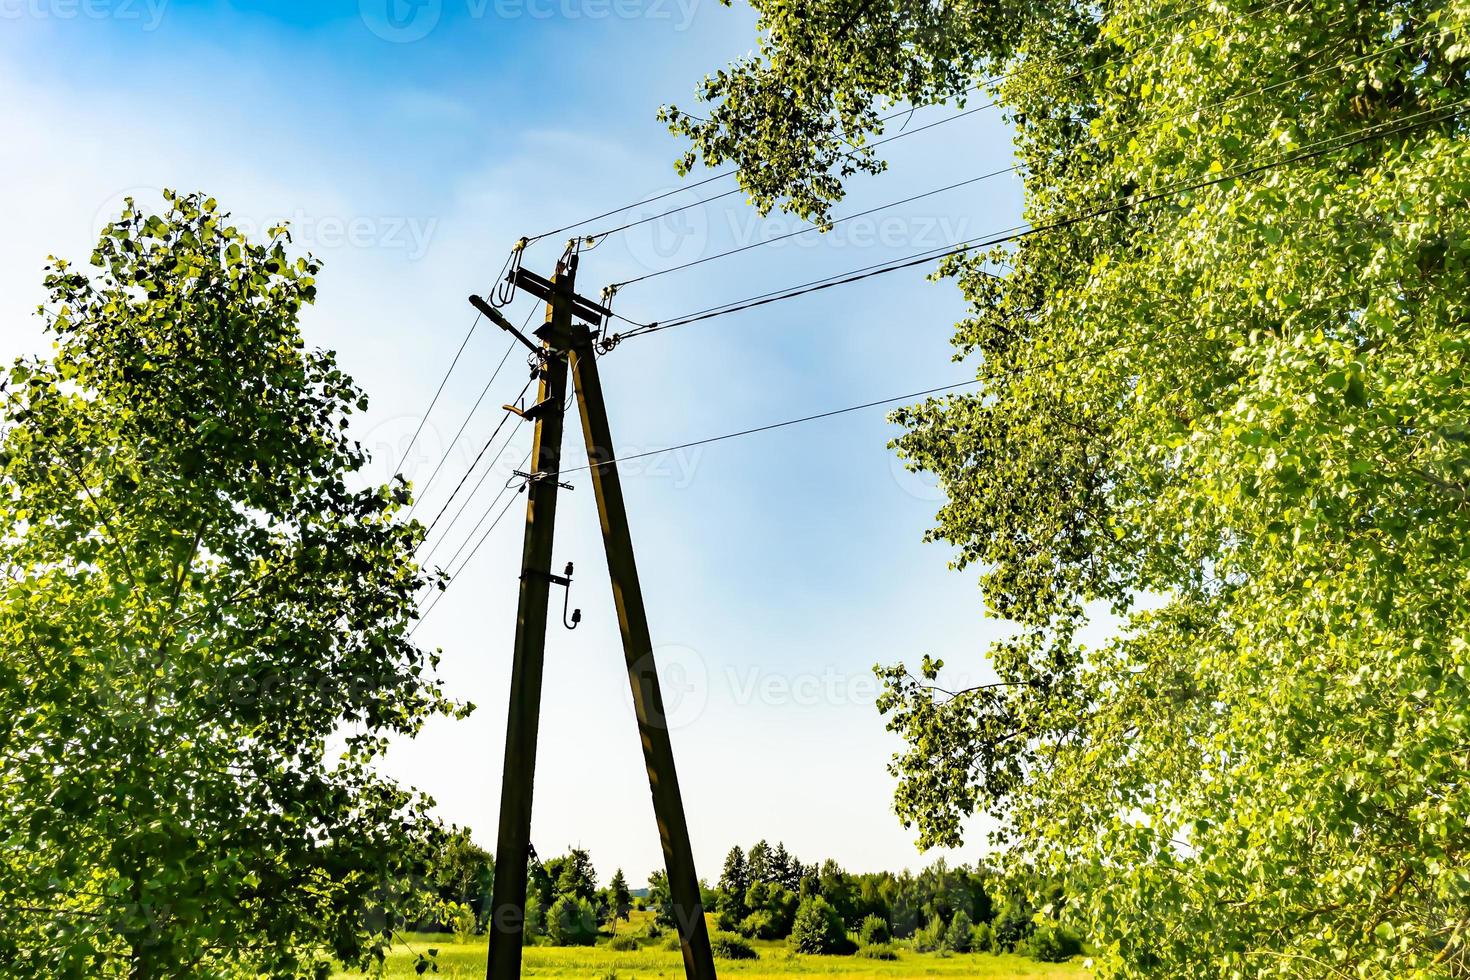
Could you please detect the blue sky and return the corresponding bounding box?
[0,0,1054,884]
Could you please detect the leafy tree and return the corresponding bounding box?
[717,846,751,922]
[991,900,1035,953]
[858,913,890,947]
[607,868,634,924]
[741,880,800,940]
[746,839,772,885]
[647,870,677,930]
[911,915,946,954]
[945,909,975,953]
[788,896,850,955]
[0,191,464,977]
[552,846,598,904]
[546,895,597,947]
[522,892,546,946]
[671,0,1470,975]
[433,830,494,928]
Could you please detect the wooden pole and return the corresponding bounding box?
[485,256,577,980]
[568,329,718,980]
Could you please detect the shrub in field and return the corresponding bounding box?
[857,943,898,960]
[944,909,974,952]
[1027,923,1083,963]
[662,933,683,951]
[991,901,1034,951]
[710,932,759,960]
[607,934,639,952]
[547,896,598,946]
[970,921,995,954]
[911,915,945,953]
[788,896,853,955]
[450,903,478,944]
[858,913,890,946]
[642,919,663,939]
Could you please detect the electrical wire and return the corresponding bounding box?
[413,273,1393,625]
[419,374,534,542]
[606,25,1440,296]
[538,0,1292,246]
[608,166,1018,290]
[405,337,518,520]
[611,100,1468,339]
[393,313,480,479]
[412,380,580,633]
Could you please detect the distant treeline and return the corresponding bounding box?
[413,832,1080,960]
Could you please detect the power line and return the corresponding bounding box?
[393,313,480,479]
[417,388,530,565]
[412,485,522,635]
[412,377,583,633]
[533,0,1286,247]
[405,337,517,520]
[416,275,1384,623]
[419,374,534,541]
[611,100,1467,339]
[606,27,1440,300]
[407,301,540,523]
[608,166,1018,290]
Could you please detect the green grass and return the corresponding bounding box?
[336,914,1087,979]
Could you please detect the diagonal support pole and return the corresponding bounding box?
[568,330,718,980]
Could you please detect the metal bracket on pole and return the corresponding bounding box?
[470,294,541,354]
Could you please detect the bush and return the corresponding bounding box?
[788,897,853,955]
[1028,924,1083,963]
[547,896,598,946]
[857,943,898,961]
[944,910,974,953]
[449,903,478,944]
[991,901,1034,951]
[858,914,890,946]
[642,919,663,939]
[523,894,545,946]
[970,921,995,954]
[738,910,777,940]
[911,915,946,953]
[607,934,639,952]
[709,932,759,960]
[662,933,683,951]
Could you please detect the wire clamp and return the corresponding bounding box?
[511,469,574,493]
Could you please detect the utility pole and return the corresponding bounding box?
[568,329,717,980]
[483,254,577,980]
[474,251,716,980]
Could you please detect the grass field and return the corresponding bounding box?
[336,914,1088,979]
